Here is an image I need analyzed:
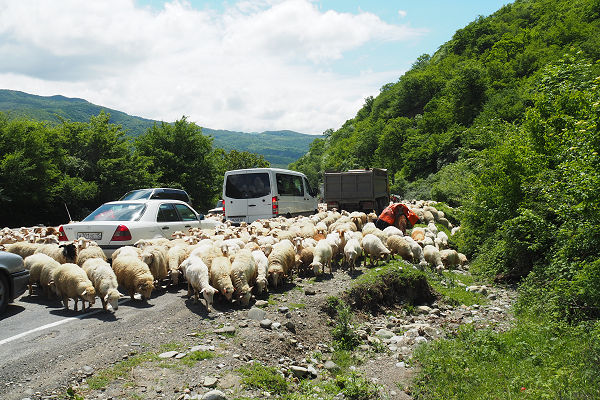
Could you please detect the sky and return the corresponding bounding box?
[0,0,511,134]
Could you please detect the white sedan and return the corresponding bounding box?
[58,199,223,259]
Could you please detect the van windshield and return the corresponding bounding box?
[225,173,271,199]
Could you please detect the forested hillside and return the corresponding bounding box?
[0,90,317,167]
[292,1,600,396]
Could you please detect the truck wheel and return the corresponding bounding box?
[0,273,9,314]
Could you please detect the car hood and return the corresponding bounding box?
[0,251,25,273]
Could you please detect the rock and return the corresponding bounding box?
[324,361,339,371]
[190,345,215,352]
[219,373,241,390]
[158,351,178,359]
[278,306,289,313]
[202,390,227,400]
[203,376,218,388]
[284,321,296,333]
[375,329,394,339]
[248,307,267,321]
[214,326,236,335]
[416,305,432,314]
[290,365,309,378]
[304,288,316,296]
[175,352,187,359]
[255,300,269,307]
[260,319,273,329]
[307,365,318,378]
[272,322,281,330]
[396,361,406,368]
[82,366,94,375]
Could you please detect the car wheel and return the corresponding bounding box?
[0,273,9,314]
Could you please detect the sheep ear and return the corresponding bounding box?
[82,289,87,296]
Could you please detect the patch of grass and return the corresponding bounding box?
[158,342,183,352]
[331,303,361,350]
[426,270,487,306]
[188,331,210,338]
[86,352,159,390]
[179,350,217,367]
[322,295,343,317]
[238,363,289,395]
[412,317,600,399]
[278,371,381,400]
[287,302,305,310]
[342,261,435,313]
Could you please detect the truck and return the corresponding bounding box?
[323,168,390,214]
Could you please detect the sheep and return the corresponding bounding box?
[111,245,141,260]
[166,245,189,285]
[50,263,96,312]
[458,252,469,267]
[134,238,170,249]
[76,240,107,267]
[24,253,60,296]
[111,255,155,300]
[383,226,404,237]
[34,243,78,264]
[410,228,426,242]
[210,256,235,301]
[404,236,427,268]
[423,245,444,272]
[267,239,296,288]
[82,258,121,311]
[230,249,258,306]
[295,246,315,276]
[140,245,169,284]
[439,249,460,270]
[361,234,390,267]
[180,255,218,311]
[6,242,41,259]
[386,235,413,262]
[343,238,362,274]
[309,239,332,276]
[251,249,269,295]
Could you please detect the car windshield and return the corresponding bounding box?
[120,189,152,201]
[83,203,146,222]
[225,173,271,199]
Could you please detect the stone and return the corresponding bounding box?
[82,366,94,375]
[304,288,316,295]
[416,305,432,314]
[323,361,339,371]
[307,365,318,378]
[190,345,215,352]
[248,307,267,321]
[203,376,218,388]
[278,306,289,313]
[219,373,241,390]
[214,326,236,335]
[290,365,309,378]
[396,361,406,368]
[284,321,296,333]
[375,329,394,339]
[175,352,187,359]
[260,319,273,329]
[254,300,269,307]
[158,351,178,359]
[272,322,281,330]
[202,390,228,400]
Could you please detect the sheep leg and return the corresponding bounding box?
[74,298,79,312]
[62,297,69,310]
[193,290,198,304]
[100,297,107,311]
[187,282,192,297]
[28,283,33,296]
[129,289,135,300]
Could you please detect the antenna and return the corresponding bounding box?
[64,202,73,222]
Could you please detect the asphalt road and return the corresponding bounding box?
[0,286,214,400]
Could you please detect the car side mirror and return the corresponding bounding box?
[310,188,318,197]
[198,214,205,221]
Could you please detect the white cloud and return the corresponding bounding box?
[0,0,422,134]
[398,10,407,18]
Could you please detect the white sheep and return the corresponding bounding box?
[210,256,235,301]
[76,240,107,267]
[361,234,390,267]
[423,245,444,272]
[111,255,155,300]
[386,235,413,262]
[50,263,96,312]
[167,244,189,285]
[267,239,296,288]
[383,226,404,237]
[111,245,141,260]
[24,253,60,296]
[440,249,460,270]
[343,238,362,274]
[251,249,269,295]
[230,249,258,306]
[82,258,121,311]
[310,239,333,276]
[181,255,218,312]
[6,242,41,258]
[34,243,78,264]
[140,245,169,284]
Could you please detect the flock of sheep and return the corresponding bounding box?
[0,201,467,313]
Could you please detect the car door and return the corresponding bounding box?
[173,203,201,232]
[155,203,186,238]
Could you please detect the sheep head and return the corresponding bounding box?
[255,276,268,295]
[60,243,78,263]
[222,285,234,301]
[80,286,96,305]
[201,286,218,311]
[137,280,154,300]
[169,269,181,285]
[105,289,121,311]
[310,261,323,276]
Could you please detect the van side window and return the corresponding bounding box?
[276,174,303,196]
[303,177,313,197]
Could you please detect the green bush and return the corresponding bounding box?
[331,303,361,351]
[238,363,288,395]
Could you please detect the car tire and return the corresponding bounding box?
[0,273,9,314]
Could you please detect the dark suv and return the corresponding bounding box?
[119,188,191,204]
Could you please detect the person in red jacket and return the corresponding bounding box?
[375,203,419,234]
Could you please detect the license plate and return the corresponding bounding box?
[229,217,245,223]
[77,232,102,240]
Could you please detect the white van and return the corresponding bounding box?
[223,168,319,224]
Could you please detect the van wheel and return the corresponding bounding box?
[285,212,292,219]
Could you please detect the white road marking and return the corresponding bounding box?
[0,298,130,346]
